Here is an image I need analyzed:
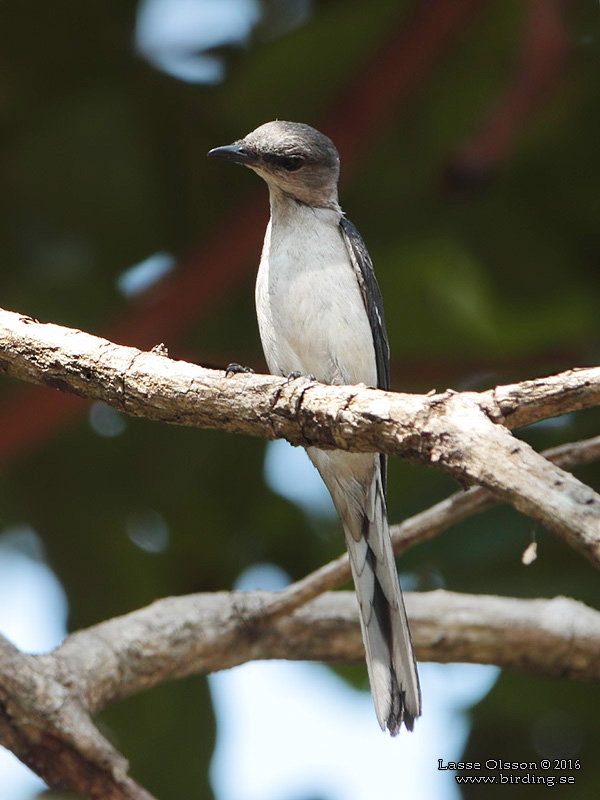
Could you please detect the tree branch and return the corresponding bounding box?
[1,305,600,794]
[0,635,156,800]
[2,435,596,799]
[1,307,599,563]
[266,434,600,612]
[9,587,600,794]
[54,589,600,699]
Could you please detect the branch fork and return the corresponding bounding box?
[0,306,599,797]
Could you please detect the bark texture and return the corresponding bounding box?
[0,306,599,797]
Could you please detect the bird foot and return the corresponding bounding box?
[225,363,255,377]
[286,371,316,383]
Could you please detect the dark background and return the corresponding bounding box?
[0,1,599,797]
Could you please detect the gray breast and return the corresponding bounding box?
[255,206,377,386]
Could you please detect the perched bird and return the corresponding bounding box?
[208,121,421,734]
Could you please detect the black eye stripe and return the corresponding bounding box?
[263,153,305,171]
[281,155,304,171]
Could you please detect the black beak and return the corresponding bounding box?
[207,143,255,165]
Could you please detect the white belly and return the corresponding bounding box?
[255,205,377,387]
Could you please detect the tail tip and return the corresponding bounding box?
[386,708,417,736]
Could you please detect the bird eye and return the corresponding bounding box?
[281,155,304,172]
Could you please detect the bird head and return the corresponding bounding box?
[208,121,340,210]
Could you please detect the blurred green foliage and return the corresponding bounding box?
[0,1,599,798]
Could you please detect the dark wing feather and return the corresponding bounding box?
[339,217,390,391]
[339,217,391,489]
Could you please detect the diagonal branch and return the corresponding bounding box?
[1,307,599,564]
[0,636,156,800]
[266,434,600,614]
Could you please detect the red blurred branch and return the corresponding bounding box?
[324,0,494,163]
[445,0,570,187]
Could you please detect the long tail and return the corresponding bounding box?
[344,469,421,734]
[308,448,421,734]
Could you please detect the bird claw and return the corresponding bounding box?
[286,371,316,383]
[225,363,255,377]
